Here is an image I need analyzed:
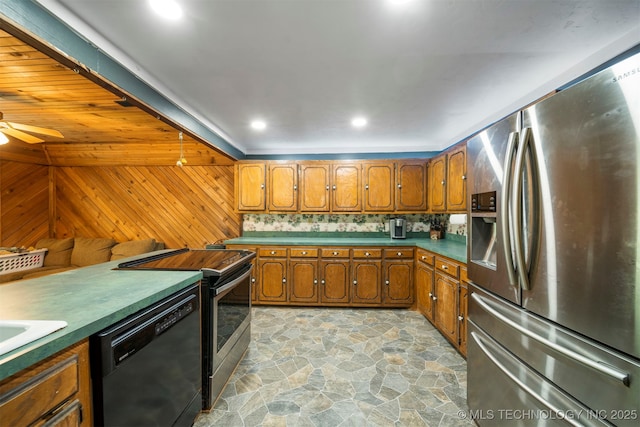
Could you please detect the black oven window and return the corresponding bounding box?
[217,282,250,352]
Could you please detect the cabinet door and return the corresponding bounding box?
[235,163,266,211]
[289,259,319,303]
[299,163,330,212]
[363,162,394,212]
[351,260,382,305]
[257,258,287,302]
[332,163,362,212]
[434,272,458,344]
[429,155,446,212]
[383,261,414,305]
[458,281,468,357]
[268,163,298,211]
[396,160,427,211]
[447,145,467,212]
[319,260,350,304]
[415,261,435,322]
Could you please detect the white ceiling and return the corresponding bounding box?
[36,0,640,157]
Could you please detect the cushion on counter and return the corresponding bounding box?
[110,239,157,260]
[70,237,116,267]
[36,238,74,267]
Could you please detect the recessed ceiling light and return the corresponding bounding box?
[149,0,183,20]
[250,120,267,131]
[351,117,368,128]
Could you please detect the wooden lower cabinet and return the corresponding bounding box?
[0,340,92,427]
[351,259,382,304]
[319,258,350,304]
[416,248,468,357]
[257,248,288,303]
[434,272,458,344]
[289,248,319,304]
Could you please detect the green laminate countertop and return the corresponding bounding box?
[0,251,202,380]
[225,235,467,263]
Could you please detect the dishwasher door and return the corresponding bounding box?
[91,283,201,427]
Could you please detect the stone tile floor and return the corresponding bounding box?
[194,307,473,427]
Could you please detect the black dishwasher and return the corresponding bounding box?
[91,283,201,427]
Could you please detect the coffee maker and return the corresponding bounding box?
[389,218,406,239]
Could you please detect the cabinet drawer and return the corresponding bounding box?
[259,247,288,257]
[383,248,414,259]
[460,265,469,283]
[416,249,435,265]
[352,248,382,259]
[320,248,350,258]
[0,356,79,427]
[436,257,460,279]
[290,248,318,258]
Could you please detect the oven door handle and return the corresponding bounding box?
[214,266,253,296]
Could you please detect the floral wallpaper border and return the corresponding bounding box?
[242,214,467,236]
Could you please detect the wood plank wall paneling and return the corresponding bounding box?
[53,165,240,248]
[0,160,49,247]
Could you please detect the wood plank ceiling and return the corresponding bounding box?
[0,28,235,166]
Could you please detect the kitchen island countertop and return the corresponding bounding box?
[0,251,202,380]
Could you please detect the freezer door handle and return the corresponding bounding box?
[472,292,631,386]
[470,331,605,427]
[500,131,519,288]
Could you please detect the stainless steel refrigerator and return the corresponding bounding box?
[466,51,640,426]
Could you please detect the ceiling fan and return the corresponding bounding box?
[0,112,64,144]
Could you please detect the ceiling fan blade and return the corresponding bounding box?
[5,121,64,138]
[0,128,45,144]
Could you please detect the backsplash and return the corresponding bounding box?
[242,214,467,235]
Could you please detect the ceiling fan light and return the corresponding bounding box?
[0,132,8,145]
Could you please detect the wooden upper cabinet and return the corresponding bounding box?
[299,163,330,212]
[428,155,447,212]
[363,162,394,212]
[446,144,467,212]
[236,163,266,211]
[331,163,362,212]
[268,163,298,211]
[396,160,427,211]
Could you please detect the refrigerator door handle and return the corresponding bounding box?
[472,292,631,386]
[512,127,531,290]
[500,131,519,287]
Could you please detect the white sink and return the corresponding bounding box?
[0,320,68,356]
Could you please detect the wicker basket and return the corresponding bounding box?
[0,249,48,275]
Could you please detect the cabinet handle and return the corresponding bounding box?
[458,315,464,321]
[353,280,357,285]
[314,279,318,284]
[333,185,336,190]
[326,185,330,191]
[365,184,369,190]
[271,251,276,255]
[333,251,338,256]
[321,279,325,284]
[421,256,426,260]
[282,278,287,283]
[251,278,256,283]
[441,264,448,270]
[432,296,437,301]
[397,252,402,256]
[294,184,298,190]
[261,183,265,189]
[365,252,370,257]
[397,183,402,189]
[302,251,307,255]
[385,280,390,285]
[462,175,467,180]
[441,180,445,185]
[428,292,433,297]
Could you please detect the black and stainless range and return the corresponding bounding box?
[117,248,256,411]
